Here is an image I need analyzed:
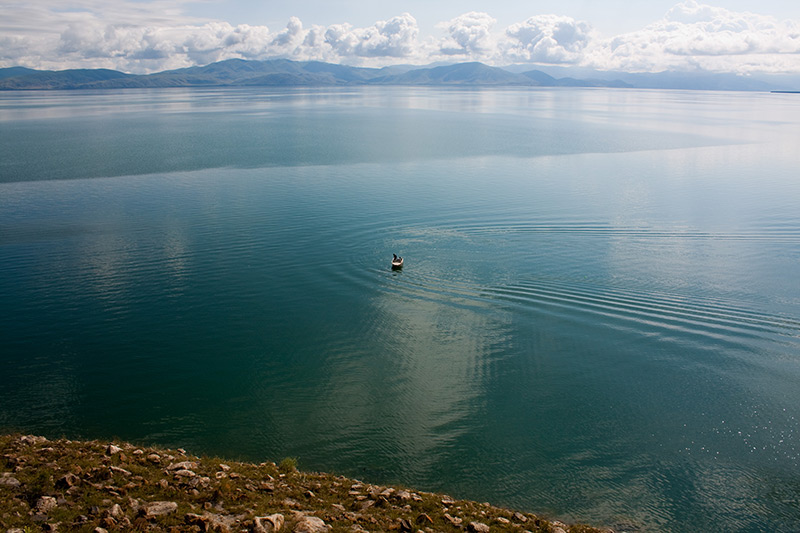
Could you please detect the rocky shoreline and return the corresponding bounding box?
[0,434,609,533]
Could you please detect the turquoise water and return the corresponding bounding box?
[1,87,800,531]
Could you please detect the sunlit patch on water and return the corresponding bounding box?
[2,87,800,532]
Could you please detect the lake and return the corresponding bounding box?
[1,86,799,532]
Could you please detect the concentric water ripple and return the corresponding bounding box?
[3,88,800,533]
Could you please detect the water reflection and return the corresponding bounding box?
[2,88,800,532]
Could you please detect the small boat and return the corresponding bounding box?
[391,256,404,269]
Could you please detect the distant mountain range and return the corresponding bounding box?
[0,58,795,91]
[0,59,629,90]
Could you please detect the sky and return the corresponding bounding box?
[3,0,800,75]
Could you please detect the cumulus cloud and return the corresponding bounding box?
[503,15,592,64]
[437,12,498,58]
[52,21,277,71]
[324,13,419,58]
[591,0,800,73]
[9,12,424,72]
[2,0,800,75]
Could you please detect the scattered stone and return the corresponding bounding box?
[110,466,132,476]
[0,435,603,533]
[358,500,375,511]
[187,476,211,489]
[20,435,48,446]
[142,501,178,517]
[283,498,303,510]
[293,515,330,533]
[444,513,462,526]
[106,444,122,455]
[253,513,285,533]
[36,496,58,513]
[0,472,21,487]
[468,522,491,533]
[185,512,236,532]
[55,473,80,489]
[108,503,124,519]
[168,460,199,471]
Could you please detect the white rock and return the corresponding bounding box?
[0,473,21,487]
[106,444,122,455]
[110,466,132,476]
[143,501,178,516]
[108,503,124,519]
[167,461,198,471]
[293,515,330,533]
[36,496,58,513]
[468,522,490,533]
[254,513,285,533]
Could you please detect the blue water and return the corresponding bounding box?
[1,87,800,532]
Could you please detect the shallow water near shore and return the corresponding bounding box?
[1,87,800,532]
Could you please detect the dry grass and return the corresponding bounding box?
[0,434,610,533]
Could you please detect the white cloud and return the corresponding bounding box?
[324,13,420,59]
[589,0,800,73]
[503,15,593,64]
[2,1,800,74]
[437,12,497,58]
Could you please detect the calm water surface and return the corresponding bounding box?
[1,87,800,532]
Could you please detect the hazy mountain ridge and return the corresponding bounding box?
[0,58,792,91]
[0,59,629,90]
[0,68,132,89]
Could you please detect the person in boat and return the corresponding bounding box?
[393,254,398,261]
